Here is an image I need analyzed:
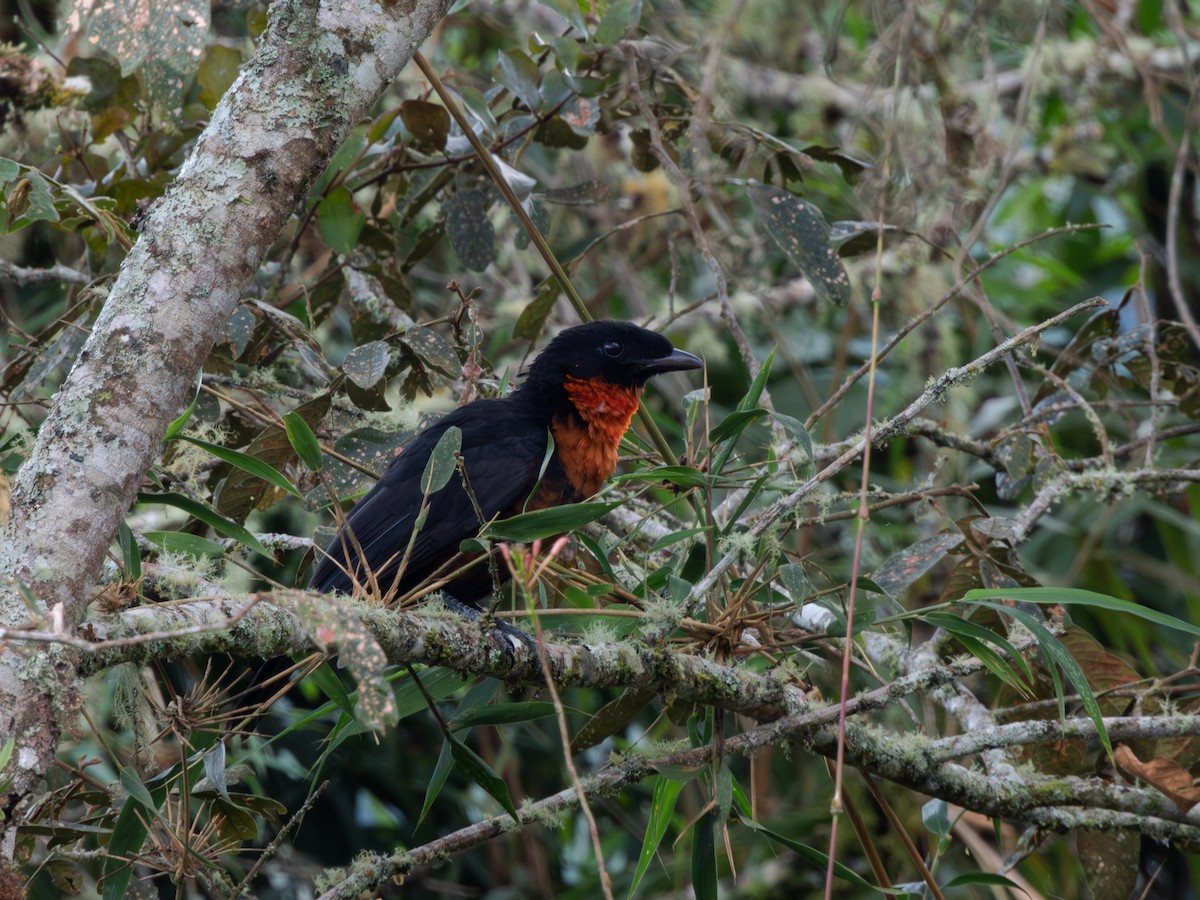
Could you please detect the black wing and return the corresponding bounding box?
[309,397,548,599]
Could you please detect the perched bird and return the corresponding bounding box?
[310,320,702,606]
[242,321,701,720]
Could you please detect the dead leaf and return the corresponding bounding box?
[1114,744,1200,812]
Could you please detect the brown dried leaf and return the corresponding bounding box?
[1114,744,1200,812]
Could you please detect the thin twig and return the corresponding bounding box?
[685,296,1108,618]
[410,51,682,468]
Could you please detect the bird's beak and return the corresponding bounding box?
[641,347,704,375]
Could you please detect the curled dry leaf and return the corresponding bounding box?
[1113,744,1200,812]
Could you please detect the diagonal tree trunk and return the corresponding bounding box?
[0,0,452,856]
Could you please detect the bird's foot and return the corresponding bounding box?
[439,594,540,658]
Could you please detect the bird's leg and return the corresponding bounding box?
[440,591,540,656]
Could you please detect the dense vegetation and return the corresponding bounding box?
[2,0,1200,897]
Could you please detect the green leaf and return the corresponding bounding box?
[402,324,461,375]
[196,45,242,110]
[118,522,142,583]
[399,99,451,150]
[944,872,1032,894]
[964,587,1200,639]
[573,688,657,754]
[648,526,710,554]
[541,0,588,34]
[921,798,950,837]
[215,392,332,522]
[612,466,739,489]
[936,627,1032,698]
[448,734,519,821]
[690,811,718,900]
[318,186,366,255]
[448,701,557,730]
[457,86,497,135]
[139,491,270,558]
[708,407,768,445]
[308,661,358,721]
[119,766,156,809]
[422,426,462,495]
[778,563,811,605]
[715,760,733,824]
[143,531,227,558]
[342,340,392,390]
[480,501,623,543]
[80,0,209,117]
[3,169,59,231]
[924,611,1033,684]
[163,373,202,441]
[971,600,1112,759]
[393,669,475,721]
[772,411,813,463]
[417,679,499,826]
[514,281,560,338]
[178,435,302,499]
[202,742,230,801]
[710,351,774,476]
[872,534,966,600]
[283,412,324,472]
[445,186,495,272]
[749,184,851,305]
[495,49,541,111]
[628,775,683,899]
[418,739,456,828]
[595,0,640,44]
[102,779,163,900]
[739,349,775,412]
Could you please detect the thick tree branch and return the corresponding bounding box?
[73,592,807,720]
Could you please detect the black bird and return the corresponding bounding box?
[309,319,702,606]
[243,321,701,720]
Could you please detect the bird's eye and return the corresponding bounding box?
[602,341,624,358]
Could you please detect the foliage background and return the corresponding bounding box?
[2,0,1200,898]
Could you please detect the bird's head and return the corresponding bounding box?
[522,321,702,391]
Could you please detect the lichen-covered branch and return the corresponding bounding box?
[314,698,1200,899]
[75,592,808,721]
[684,295,1108,618]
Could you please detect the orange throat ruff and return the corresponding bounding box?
[552,376,644,498]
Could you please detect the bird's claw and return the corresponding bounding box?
[439,593,540,662]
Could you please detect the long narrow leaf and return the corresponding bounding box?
[480,501,623,542]
[177,435,303,499]
[628,775,684,899]
[925,612,1034,688]
[138,491,271,558]
[710,350,775,476]
[417,739,456,829]
[448,733,519,821]
[970,600,1112,758]
[143,531,226,557]
[690,811,718,900]
[163,372,202,441]
[965,587,1200,639]
[283,411,324,471]
[118,522,141,582]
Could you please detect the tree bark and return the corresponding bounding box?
[0,0,452,853]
